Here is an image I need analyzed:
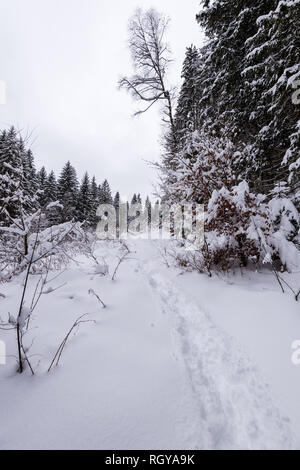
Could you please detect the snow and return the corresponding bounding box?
[18,306,30,328]
[174,261,300,444]
[146,270,296,449]
[0,239,300,449]
[276,0,300,12]
[94,263,109,276]
[46,201,63,210]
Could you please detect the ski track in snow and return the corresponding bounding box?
[138,246,298,450]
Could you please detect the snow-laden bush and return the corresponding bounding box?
[0,215,87,373]
[0,209,86,281]
[158,131,300,273]
[269,197,299,243]
[158,131,240,205]
[205,181,268,270]
[175,182,300,273]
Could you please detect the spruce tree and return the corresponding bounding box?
[195,0,276,139]
[163,0,299,199]
[174,45,201,143]
[22,149,39,211]
[0,127,26,222]
[114,191,121,231]
[131,194,137,205]
[114,191,120,209]
[77,172,92,224]
[44,170,60,226]
[44,171,58,205]
[192,0,300,197]
[145,196,152,226]
[99,179,113,205]
[89,176,99,228]
[37,166,48,208]
[242,0,300,197]
[57,161,79,222]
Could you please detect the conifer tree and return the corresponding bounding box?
[43,170,60,226]
[192,0,300,197]
[114,191,120,209]
[77,172,92,223]
[131,194,137,205]
[99,179,113,205]
[0,127,41,258]
[44,170,58,205]
[22,149,39,211]
[161,1,299,200]
[145,196,152,226]
[174,45,201,143]
[88,176,99,228]
[37,166,48,208]
[57,161,79,222]
[0,127,27,222]
[242,0,300,197]
[114,191,121,231]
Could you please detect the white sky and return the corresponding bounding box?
[0,0,203,199]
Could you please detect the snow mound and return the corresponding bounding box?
[94,264,109,276]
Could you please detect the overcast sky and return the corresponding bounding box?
[0,0,203,200]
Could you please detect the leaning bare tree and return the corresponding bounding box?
[119,8,177,150]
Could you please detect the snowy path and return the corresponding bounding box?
[137,242,297,449]
[0,241,200,449]
[0,240,298,449]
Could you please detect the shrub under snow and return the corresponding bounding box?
[176,181,300,274]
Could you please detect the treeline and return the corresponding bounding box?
[120,3,300,271]
[166,0,299,202]
[161,0,300,270]
[0,127,151,229]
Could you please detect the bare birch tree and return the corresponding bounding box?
[119,8,177,147]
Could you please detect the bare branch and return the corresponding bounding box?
[48,314,95,372]
[88,289,106,309]
[119,7,176,144]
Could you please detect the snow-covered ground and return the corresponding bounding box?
[0,239,299,450]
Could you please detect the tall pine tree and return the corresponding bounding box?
[37,166,48,208]
[0,127,27,222]
[242,0,300,197]
[174,45,201,143]
[99,179,113,205]
[89,176,99,228]
[77,172,92,224]
[57,161,79,222]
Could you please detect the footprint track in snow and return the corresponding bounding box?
[142,261,298,450]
